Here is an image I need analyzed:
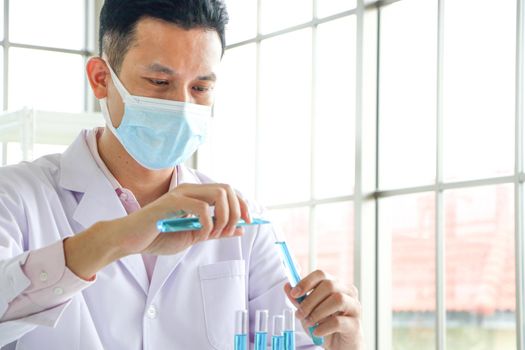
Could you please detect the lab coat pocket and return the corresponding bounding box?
[199,260,246,350]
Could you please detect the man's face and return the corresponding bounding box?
[105,17,222,128]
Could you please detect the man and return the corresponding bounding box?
[0,0,362,349]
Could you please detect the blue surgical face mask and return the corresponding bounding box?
[99,61,212,170]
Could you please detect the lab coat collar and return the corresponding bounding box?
[147,163,203,301]
[59,131,206,297]
[60,131,150,294]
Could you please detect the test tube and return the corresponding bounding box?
[234,310,248,350]
[255,310,269,350]
[272,315,285,350]
[283,309,295,350]
[275,241,324,346]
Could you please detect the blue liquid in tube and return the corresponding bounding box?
[272,315,285,350]
[272,335,284,350]
[157,217,270,233]
[276,241,324,346]
[255,332,268,350]
[283,309,295,350]
[234,334,248,350]
[255,309,269,350]
[284,331,295,350]
[234,310,248,350]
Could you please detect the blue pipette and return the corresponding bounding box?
[156,217,270,233]
[275,241,324,346]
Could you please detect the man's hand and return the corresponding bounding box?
[115,183,250,255]
[284,270,363,350]
[64,183,250,279]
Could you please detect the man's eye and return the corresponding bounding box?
[193,85,210,92]
[149,79,169,86]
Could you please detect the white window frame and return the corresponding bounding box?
[0,0,98,112]
[374,1,525,350]
[212,0,525,349]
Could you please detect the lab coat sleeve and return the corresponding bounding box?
[0,179,92,346]
[1,240,94,323]
[247,216,323,349]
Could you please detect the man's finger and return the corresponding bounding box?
[290,269,327,298]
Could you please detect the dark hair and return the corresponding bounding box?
[99,0,229,73]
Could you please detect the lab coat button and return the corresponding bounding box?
[146,305,157,319]
[53,287,64,295]
[39,271,48,282]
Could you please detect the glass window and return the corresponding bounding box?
[0,47,3,109]
[317,0,357,18]
[260,0,313,34]
[224,0,257,44]
[259,29,312,205]
[197,44,257,199]
[315,16,356,198]
[4,142,22,165]
[269,207,311,275]
[379,0,437,190]
[445,185,516,349]
[0,0,4,41]
[8,48,85,113]
[315,201,354,286]
[9,0,85,50]
[381,192,436,350]
[443,0,516,181]
[33,144,68,160]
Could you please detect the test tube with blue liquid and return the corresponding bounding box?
[255,310,269,350]
[275,241,324,346]
[283,309,295,350]
[157,216,269,233]
[234,310,248,350]
[272,315,285,350]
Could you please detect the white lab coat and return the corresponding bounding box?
[0,131,319,349]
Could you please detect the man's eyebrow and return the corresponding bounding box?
[145,64,216,82]
[146,63,176,75]
[197,73,217,82]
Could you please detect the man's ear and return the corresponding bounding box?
[86,57,109,99]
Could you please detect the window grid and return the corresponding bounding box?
[228,2,360,272]
[226,0,525,349]
[375,1,525,350]
[0,0,96,112]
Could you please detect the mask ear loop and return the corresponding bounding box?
[98,59,125,139]
[102,58,132,103]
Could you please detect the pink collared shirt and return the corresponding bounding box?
[0,128,177,321]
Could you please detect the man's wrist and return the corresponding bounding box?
[64,220,126,280]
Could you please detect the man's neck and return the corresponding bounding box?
[97,128,174,207]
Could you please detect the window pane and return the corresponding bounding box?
[317,0,356,18]
[9,0,85,50]
[379,0,437,190]
[0,47,3,110]
[8,48,85,113]
[380,193,436,350]
[315,17,356,199]
[224,0,257,44]
[260,0,313,34]
[259,29,312,205]
[0,0,4,41]
[197,44,257,199]
[445,185,516,349]
[4,142,22,165]
[443,1,516,181]
[315,201,353,286]
[268,207,310,275]
[33,144,67,159]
